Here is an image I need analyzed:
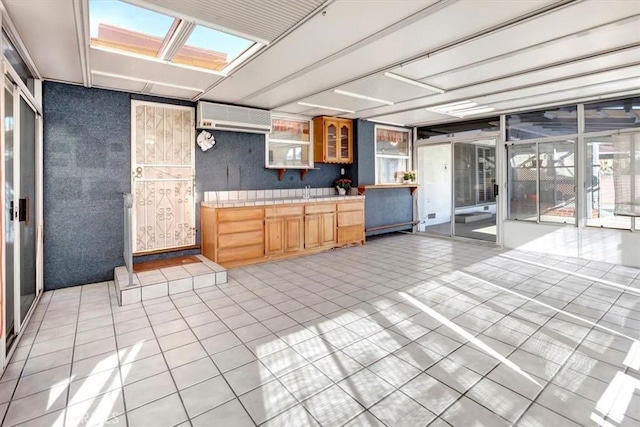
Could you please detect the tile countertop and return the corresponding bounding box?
[201,195,364,208]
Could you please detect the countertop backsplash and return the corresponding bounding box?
[203,187,362,208]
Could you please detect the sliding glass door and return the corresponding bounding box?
[3,79,39,352]
[453,139,497,241]
[18,96,37,321]
[417,137,498,242]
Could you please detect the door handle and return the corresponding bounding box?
[9,201,14,221]
[18,197,28,224]
[493,184,499,196]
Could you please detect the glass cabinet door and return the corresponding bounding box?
[340,123,350,161]
[326,122,337,160]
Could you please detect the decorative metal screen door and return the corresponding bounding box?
[131,101,195,253]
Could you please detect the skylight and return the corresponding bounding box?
[89,0,259,73]
[173,25,254,72]
[90,0,176,57]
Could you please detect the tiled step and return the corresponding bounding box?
[114,255,227,305]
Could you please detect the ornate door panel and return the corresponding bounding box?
[132,101,195,253]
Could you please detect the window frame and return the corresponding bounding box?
[265,114,314,170]
[582,128,640,231]
[507,135,578,225]
[374,124,412,184]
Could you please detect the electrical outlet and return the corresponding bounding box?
[340,168,345,175]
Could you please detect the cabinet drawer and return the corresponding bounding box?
[338,210,364,227]
[218,230,264,249]
[337,201,364,212]
[217,208,263,222]
[218,244,264,263]
[265,206,304,217]
[305,203,336,214]
[218,219,263,234]
[337,225,364,244]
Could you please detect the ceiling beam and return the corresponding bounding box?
[421,13,640,82]
[261,0,578,110]
[353,44,640,119]
[73,0,91,87]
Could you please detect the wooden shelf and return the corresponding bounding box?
[274,168,317,181]
[358,184,418,195]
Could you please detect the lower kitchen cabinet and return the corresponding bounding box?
[202,199,364,267]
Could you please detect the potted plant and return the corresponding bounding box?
[403,170,416,183]
[335,178,352,195]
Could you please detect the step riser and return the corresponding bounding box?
[114,257,227,305]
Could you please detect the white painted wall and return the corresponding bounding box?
[417,144,452,227]
[503,220,640,268]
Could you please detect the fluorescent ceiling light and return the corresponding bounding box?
[456,106,496,116]
[297,102,355,114]
[426,100,477,112]
[372,119,405,127]
[384,72,445,94]
[334,89,394,105]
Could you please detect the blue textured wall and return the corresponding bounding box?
[44,83,131,289]
[353,120,413,235]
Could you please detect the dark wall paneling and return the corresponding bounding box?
[43,82,132,289]
[363,188,413,236]
[355,119,375,185]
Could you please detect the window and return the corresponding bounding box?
[586,132,640,230]
[2,31,35,94]
[375,126,411,184]
[266,116,312,169]
[89,0,261,73]
[584,96,640,133]
[506,106,578,141]
[508,140,576,224]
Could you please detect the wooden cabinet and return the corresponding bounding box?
[313,116,353,164]
[337,201,365,245]
[201,206,264,264]
[305,203,336,249]
[265,206,304,255]
[201,199,363,267]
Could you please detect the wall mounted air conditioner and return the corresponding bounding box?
[196,101,272,134]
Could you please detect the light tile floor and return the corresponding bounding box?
[1,233,640,426]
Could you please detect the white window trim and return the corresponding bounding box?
[374,124,412,184]
[266,113,314,169]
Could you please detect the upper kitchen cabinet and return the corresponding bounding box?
[313,116,353,164]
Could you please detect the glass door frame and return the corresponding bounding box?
[1,65,44,367]
[416,132,502,243]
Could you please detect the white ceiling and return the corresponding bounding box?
[3,0,640,127]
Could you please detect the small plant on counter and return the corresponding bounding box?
[335,178,352,190]
[403,170,416,181]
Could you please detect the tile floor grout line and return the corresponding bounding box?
[59,285,84,427]
[507,276,629,426]
[107,280,132,427]
[200,274,386,426]
[137,294,196,426]
[181,288,272,426]
[388,268,596,423]
[0,289,55,426]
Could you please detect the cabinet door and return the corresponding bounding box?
[338,121,352,162]
[284,216,304,252]
[265,218,284,255]
[320,212,336,246]
[305,214,321,249]
[325,120,338,162]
